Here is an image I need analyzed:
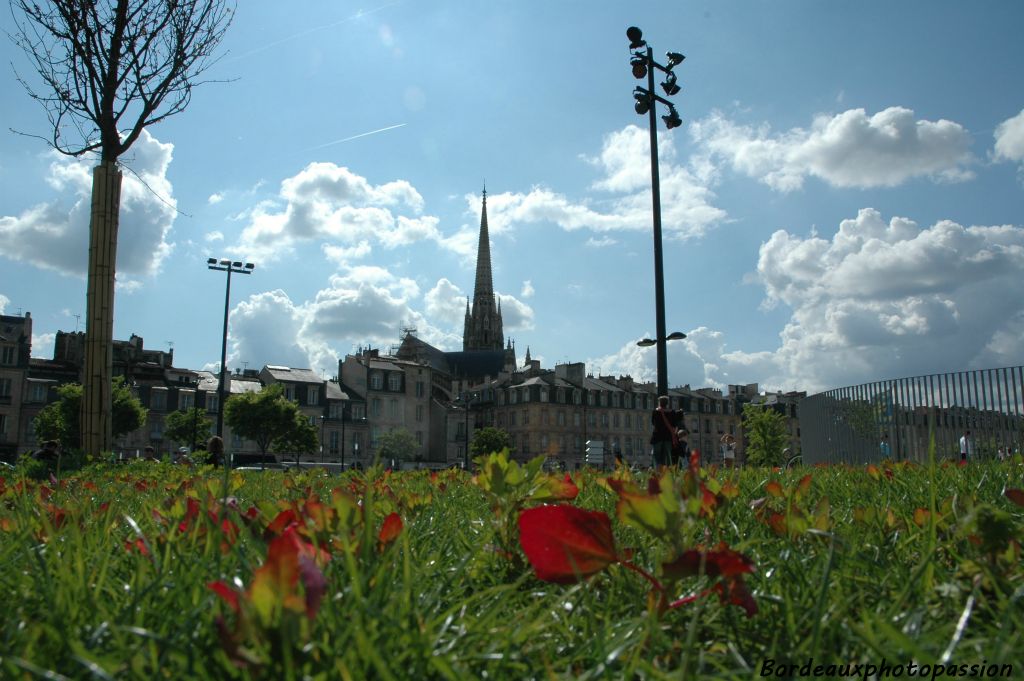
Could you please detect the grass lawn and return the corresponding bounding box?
[0,456,1021,679]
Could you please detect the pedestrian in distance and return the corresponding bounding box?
[143,446,159,462]
[959,430,972,462]
[650,395,684,468]
[207,436,225,467]
[33,440,60,463]
[720,434,737,469]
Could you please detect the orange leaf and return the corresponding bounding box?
[765,481,783,498]
[378,512,403,546]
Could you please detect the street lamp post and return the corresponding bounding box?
[461,391,478,470]
[340,402,346,470]
[626,26,685,398]
[206,258,254,439]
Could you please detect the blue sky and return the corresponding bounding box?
[2,2,1023,394]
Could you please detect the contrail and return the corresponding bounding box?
[309,123,407,150]
[226,2,403,63]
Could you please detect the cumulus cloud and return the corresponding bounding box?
[520,280,534,298]
[690,107,974,191]
[0,294,8,313]
[0,129,177,283]
[231,163,438,264]
[497,292,535,332]
[596,209,1024,393]
[993,109,1024,164]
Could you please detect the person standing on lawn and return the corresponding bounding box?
[650,395,683,467]
[959,430,973,462]
[206,436,225,467]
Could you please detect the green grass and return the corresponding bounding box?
[0,458,1021,679]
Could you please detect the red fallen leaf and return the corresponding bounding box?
[714,575,758,617]
[795,474,812,498]
[1006,489,1024,507]
[519,505,619,584]
[912,508,932,527]
[378,512,404,546]
[39,485,53,501]
[264,509,299,538]
[124,537,150,556]
[84,481,98,491]
[866,464,881,481]
[662,542,755,580]
[208,580,241,613]
[765,481,783,498]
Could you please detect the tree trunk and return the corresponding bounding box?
[81,161,122,455]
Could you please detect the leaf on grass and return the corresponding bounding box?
[378,512,403,546]
[518,505,618,584]
[208,581,241,614]
[1005,489,1024,508]
[529,473,579,503]
[765,481,783,498]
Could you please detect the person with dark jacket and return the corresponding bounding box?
[650,396,684,467]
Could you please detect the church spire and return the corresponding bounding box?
[472,186,493,302]
[463,187,504,352]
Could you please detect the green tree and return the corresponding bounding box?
[34,378,147,452]
[741,403,790,467]
[223,384,306,464]
[376,428,419,465]
[164,408,214,451]
[10,0,234,455]
[274,412,320,467]
[471,426,512,459]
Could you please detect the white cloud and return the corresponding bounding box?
[993,109,1024,164]
[586,236,617,248]
[208,193,224,205]
[424,278,466,327]
[690,107,974,191]
[0,129,177,283]
[0,294,8,313]
[232,163,438,264]
[520,280,534,298]
[595,210,1024,393]
[31,332,55,359]
[497,292,535,332]
[205,231,225,242]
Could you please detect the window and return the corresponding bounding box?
[0,413,7,436]
[388,373,402,391]
[371,426,381,448]
[523,410,529,425]
[0,378,11,398]
[587,392,595,406]
[510,412,517,427]
[370,372,383,390]
[390,399,399,418]
[557,411,566,426]
[233,432,243,448]
[416,404,424,422]
[307,386,319,405]
[0,346,14,365]
[284,385,296,402]
[371,398,382,417]
[416,431,423,445]
[329,430,340,455]
[587,413,596,427]
[207,394,219,414]
[150,420,163,440]
[574,413,581,427]
[540,388,548,403]
[29,383,49,403]
[416,381,425,398]
[351,404,365,420]
[150,389,167,411]
[179,391,194,410]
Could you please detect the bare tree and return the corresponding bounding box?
[8,0,234,455]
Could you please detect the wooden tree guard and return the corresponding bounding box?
[81,161,122,455]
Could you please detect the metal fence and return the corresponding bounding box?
[799,366,1024,464]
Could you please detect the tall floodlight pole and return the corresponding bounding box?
[207,258,255,438]
[627,26,685,397]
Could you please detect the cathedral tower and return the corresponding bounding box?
[463,188,505,351]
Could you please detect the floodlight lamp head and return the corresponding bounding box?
[633,89,650,114]
[630,55,647,79]
[636,338,656,347]
[207,257,217,265]
[231,261,243,268]
[661,72,680,96]
[244,263,255,270]
[663,106,682,129]
[626,26,645,50]
[219,258,231,266]
[666,52,685,68]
